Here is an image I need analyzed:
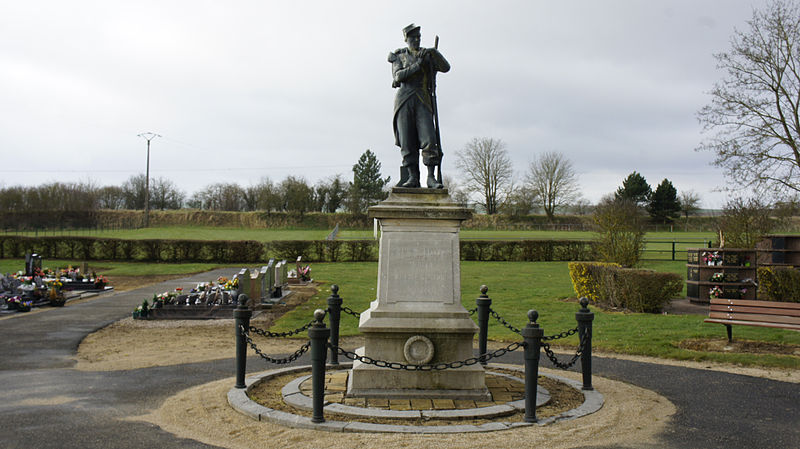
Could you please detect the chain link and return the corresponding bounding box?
[541,329,588,370]
[467,307,477,316]
[329,341,524,371]
[248,321,314,338]
[241,326,311,364]
[542,327,579,341]
[489,308,522,334]
[341,306,361,319]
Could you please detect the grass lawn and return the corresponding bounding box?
[3,253,798,369]
[272,260,800,369]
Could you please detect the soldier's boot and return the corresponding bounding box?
[426,165,443,189]
[401,165,421,188]
[395,166,409,187]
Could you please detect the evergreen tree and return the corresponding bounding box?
[647,179,681,224]
[615,171,651,206]
[348,150,390,213]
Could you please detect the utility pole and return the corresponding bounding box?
[137,132,161,227]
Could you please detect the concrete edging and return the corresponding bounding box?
[227,362,604,433]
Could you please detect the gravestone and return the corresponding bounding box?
[259,265,270,300]
[274,260,284,296]
[247,268,263,302]
[347,188,488,399]
[24,253,42,276]
[236,269,250,304]
[265,259,275,298]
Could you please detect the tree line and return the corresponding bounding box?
[0,150,390,215]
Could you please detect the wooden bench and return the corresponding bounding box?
[705,298,800,342]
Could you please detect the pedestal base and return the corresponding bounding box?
[348,188,486,400]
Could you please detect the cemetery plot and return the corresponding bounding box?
[0,253,113,315]
[136,259,293,320]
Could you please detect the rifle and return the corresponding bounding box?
[431,35,443,185]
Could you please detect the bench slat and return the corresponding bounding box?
[708,311,800,326]
[709,298,800,310]
[704,318,800,331]
[709,304,800,317]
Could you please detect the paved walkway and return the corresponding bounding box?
[0,270,798,448]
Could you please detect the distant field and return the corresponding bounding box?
[4,227,329,242]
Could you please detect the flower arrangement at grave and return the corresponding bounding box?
[709,272,725,282]
[709,285,724,298]
[6,296,21,310]
[19,276,33,286]
[18,299,33,312]
[94,275,108,289]
[223,278,238,291]
[702,251,723,266]
[298,265,312,282]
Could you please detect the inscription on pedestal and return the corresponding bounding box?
[382,237,457,304]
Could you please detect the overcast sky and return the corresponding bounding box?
[0,1,775,208]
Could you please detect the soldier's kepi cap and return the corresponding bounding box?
[403,23,421,38]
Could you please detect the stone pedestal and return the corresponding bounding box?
[347,188,489,400]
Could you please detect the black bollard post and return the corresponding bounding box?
[475,285,491,365]
[521,309,543,423]
[576,297,594,391]
[234,294,253,389]
[309,308,330,423]
[326,284,342,365]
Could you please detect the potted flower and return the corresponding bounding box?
[709,286,724,299]
[47,279,66,306]
[709,272,725,282]
[6,296,21,311]
[18,300,33,312]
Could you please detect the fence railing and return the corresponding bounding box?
[641,238,713,261]
[234,284,594,424]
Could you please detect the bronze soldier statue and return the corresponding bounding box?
[389,23,450,188]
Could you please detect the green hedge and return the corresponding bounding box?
[460,240,597,261]
[757,266,800,302]
[0,236,264,263]
[569,262,683,313]
[0,236,598,264]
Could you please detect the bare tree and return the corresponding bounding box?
[698,0,800,198]
[679,190,701,231]
[455,137,514,215]
[525,151,580,222]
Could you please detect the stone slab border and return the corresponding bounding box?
[227,363,604,433]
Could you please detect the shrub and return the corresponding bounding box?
[569,262,682,312]
[593,196,646,267]
[568,262,620,302]
[757,266,800,302]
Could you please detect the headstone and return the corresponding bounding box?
[24,253,42,276]
[265,259,275,298]
[236,269,250,305]
[248,269,263,302]
[259,266,270,300]
[80,262,89,275]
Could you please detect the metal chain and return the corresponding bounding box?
[241,327,311,364]
[489,308,522,334]
[341,306,361,319]
[329,341,524,371]
[467,307,477,316]
[541,330,588,370]
[542,327,579,341]
[247,321,313,338]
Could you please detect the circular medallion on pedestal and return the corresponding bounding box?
[403,335,434,364]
